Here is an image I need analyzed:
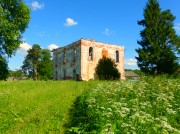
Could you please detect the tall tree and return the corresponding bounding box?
[22,44,41,80]
[22,45,53,80]
[136,0,179,75]
[0,0,30,80]
[0,0,30,57]
[38,49,53,80]
[0,56,9,80]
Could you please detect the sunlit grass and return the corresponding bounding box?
[0,80,100,134]
[66,77,180,133]
[1,77,179,134]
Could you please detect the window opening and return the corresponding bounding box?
[89,47,93,60]
[115,50,119,62]
[73,49,76,62]
[63,69,66,80]
[73,69,76,80]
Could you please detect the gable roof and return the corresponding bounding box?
[125,71,139,77]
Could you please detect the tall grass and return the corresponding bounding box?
[0,80,99,134]
[66,77,180,133]
[1,77,179,133]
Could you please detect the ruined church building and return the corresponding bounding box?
[53,39,125,80]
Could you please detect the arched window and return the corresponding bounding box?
[89,47,93,60]
[115,50,119,62]
[73,48,76,62]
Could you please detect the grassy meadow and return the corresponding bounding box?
[0,77,180,134]
[0,80,100,134]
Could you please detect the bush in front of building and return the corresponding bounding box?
[95,56,120,80]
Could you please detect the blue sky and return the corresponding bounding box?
[8,0,180,70]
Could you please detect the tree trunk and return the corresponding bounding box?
[35,63,38,80]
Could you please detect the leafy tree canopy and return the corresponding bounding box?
[0,0,30,57]
[22,44,41,80]
[9,69,23,78]
[95,56,120,80]
[38,49,53,80]
[22,44,52,80]
[136,0,179,75]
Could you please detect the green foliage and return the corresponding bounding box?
[0,0,30,57]
[0,80,98,133]
[0,0,30,79]
[1,78,179,133]
[22,44,41,80]
[66,77,180,133]
[0,56,9,80]
[95,56,120,80]
[9,69,23,78]
[136,0,179,75]
[175,35,180,54]
[22,45,52,80]
[38,49,53,80]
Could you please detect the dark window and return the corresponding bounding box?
[63,69,66,80]
[89,47,93,60]
[115,50,119,62]
[73,69,76,80]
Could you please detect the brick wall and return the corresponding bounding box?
[53,39,125,80]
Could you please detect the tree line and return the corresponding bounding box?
[0,0,180,80]
[4,45,53,80]
[22,44,52,80]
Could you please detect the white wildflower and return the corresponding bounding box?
[107,108,112,112]
[166,108,176,115]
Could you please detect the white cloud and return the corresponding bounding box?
[174,23,180,31]
[17,42,32,57]
[64,18,78,27]
[48,44,59,51]
[103,28,115,36]
[125,58,137,66]
[104,28,110,35]
[31,1,44,10]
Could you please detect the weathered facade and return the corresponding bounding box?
[53,39,125,80]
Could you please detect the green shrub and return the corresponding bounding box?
[95,56,120,80]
